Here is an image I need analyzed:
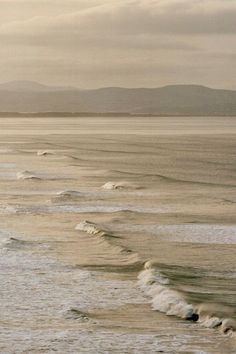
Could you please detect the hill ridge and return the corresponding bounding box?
[0,82,235,115]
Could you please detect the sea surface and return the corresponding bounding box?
[0,116,235,353]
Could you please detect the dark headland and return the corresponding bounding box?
[0,81,236,116]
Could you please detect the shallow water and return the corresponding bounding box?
[1,231,228,354]
[0,116,235,353]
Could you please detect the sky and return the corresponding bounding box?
[0,0,235,89]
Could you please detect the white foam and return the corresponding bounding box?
[0,244,163,353]
[139,268,170,286]
[138,267,194,320]
[57,190,83,197]
[37,150,55,156]
[138,263,236,337]
[75,220,106,236]
[221,318,236,335]
[0,204,18,214]
[16,170,41,180]
[102,181,139,190]
[199,316,222,329]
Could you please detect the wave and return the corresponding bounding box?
[53,190,84,201]
[51,190,152,204]
[65,154,85,162]
[75,220,138,261]
[110,169,236,188]
[16,171,64,181]
[75,220,122,241]
[37,150,55,157]
[16,170,41,180]
[65,307,90,322]
[101,181,140,190]
[0,236,45,251]
[57,190,82,197]
[138,261,236,337]
[51,190,107,203]
[2,237,29,249]
[75,220,107,237]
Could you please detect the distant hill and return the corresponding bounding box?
[0,81,236,115]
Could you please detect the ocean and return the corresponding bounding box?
[0,116,235,353]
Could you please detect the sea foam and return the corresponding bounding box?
[138,266,194,320]
[75,220,107,237]
[37,150,54,156]
[102,181,139,190]
[138,262,236,336]
[16,170,41,180]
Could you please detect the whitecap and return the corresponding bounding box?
[56,190,84,199]
[16,170,41,180]
[138,266,194,320]
[37,150,55,156]
[102,181,140,190]
[138,262,236,336]
[75,220,106,237]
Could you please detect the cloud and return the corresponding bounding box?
[0,0,235,88]
[0,0,103,26]
[0,0,234,53]
[1,0,236,38]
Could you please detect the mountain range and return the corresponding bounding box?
[0,80,236,115]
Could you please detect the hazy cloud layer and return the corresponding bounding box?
[0,0,235,88]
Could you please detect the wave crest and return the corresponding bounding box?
[37,150,54,156]
[101,181,140,190]
[16,170,41,180]
[138,262,236,336]
[75,221,107,237]
[138,266,194,320]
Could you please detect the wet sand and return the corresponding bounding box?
[0,116,235,353]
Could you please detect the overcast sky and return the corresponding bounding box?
[0,0,235,89]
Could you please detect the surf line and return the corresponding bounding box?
[75,220,139,264]
[138,261,236,337]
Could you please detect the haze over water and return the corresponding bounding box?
[0,116,235,353]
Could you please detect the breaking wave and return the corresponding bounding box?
[138,261,236,337]
[51,190,84,202]
[57,190,82,197]
[75,220,108,237]
[101,181,140,190]
[65,308,91,322]
[75,220,137,260]
[37,150,55,157]
[1,237,36,250]
[16,170,41,180]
